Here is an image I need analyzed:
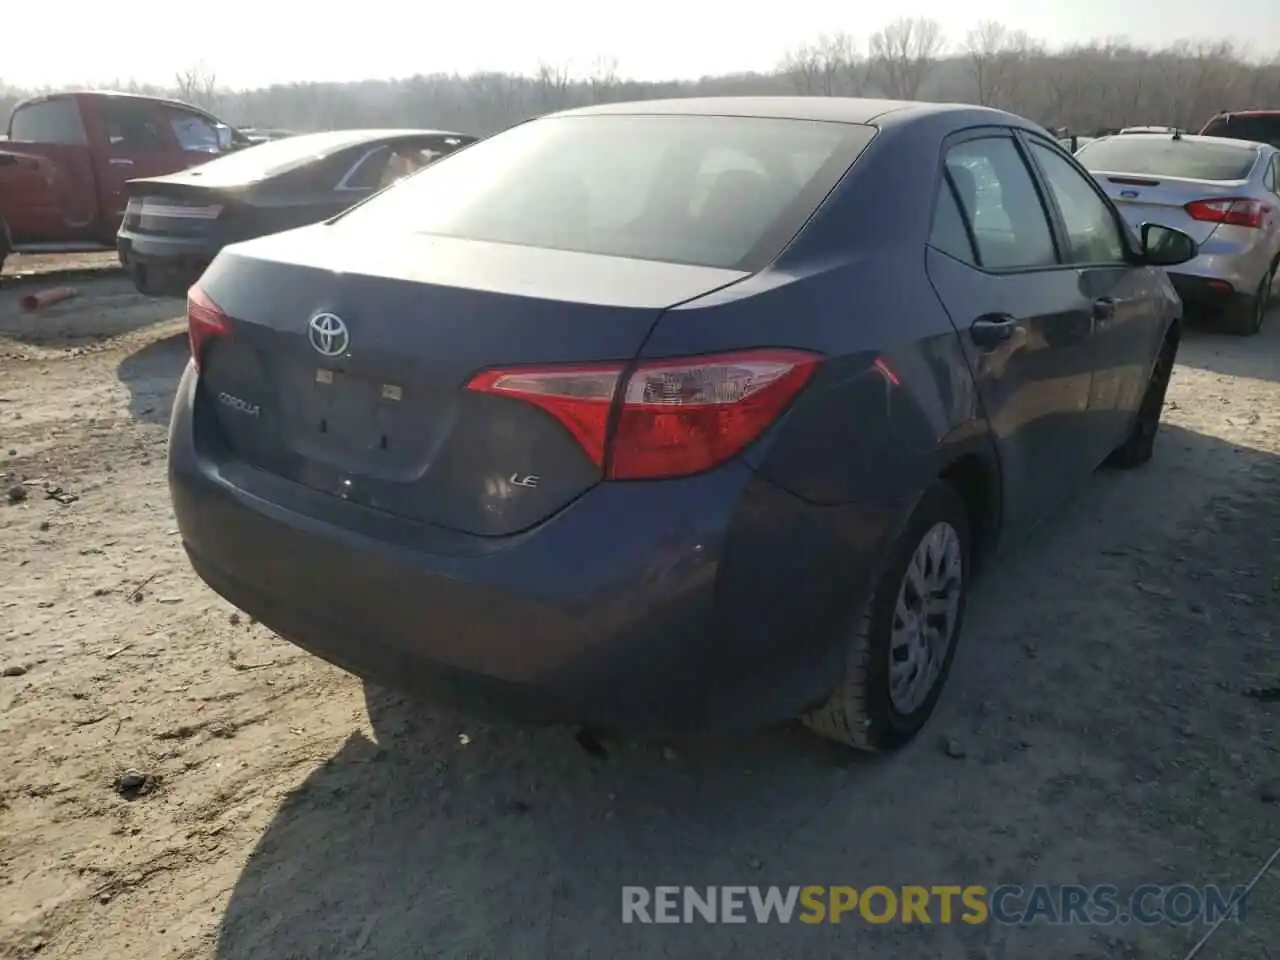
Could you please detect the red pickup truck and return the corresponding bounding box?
[0,90,252,273]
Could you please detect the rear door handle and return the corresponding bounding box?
[1093,296,1116,319]
[109,158,135,167]
[970,313,1017,348]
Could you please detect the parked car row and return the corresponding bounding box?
[0,91,256,274]
[117,128,477,296]
[8,88,1270,751]
[170,97,1204,753]
[0,90,475,279]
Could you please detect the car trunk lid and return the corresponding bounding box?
[123,177,233,240]
[1093,171,1250,243]
[195,225,748,536]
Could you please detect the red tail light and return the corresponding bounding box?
[187,285,229,371]
[466,348,822,480]
[1184,197,1269,228]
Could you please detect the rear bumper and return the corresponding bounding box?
[117,232,216,298]
[168,364,896,736]
[1168,272,1253,315]
[1165,231,1271,296]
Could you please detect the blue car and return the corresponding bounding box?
[169,97,1197,750]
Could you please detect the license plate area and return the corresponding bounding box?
[308,367,405,456]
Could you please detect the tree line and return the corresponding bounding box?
[2,21,1279,139]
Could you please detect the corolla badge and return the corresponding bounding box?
[308,312,350,357]
[216,392,260,417]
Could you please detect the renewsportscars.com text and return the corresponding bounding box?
[621,884,1249,926]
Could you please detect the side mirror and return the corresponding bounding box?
[213,124,234,153]
[1140,222,1198,267]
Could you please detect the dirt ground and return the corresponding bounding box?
[0,252,120,280]
[0,271,1277,960]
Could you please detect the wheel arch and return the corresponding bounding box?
[933,436,1003,575]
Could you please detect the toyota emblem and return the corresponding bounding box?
[308,312,350,357]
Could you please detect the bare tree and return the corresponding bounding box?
[534,61,572,112]
[13,26,1280,140]
[967,22,1045,110]
[870,17,946,100]
[174,62,219,110]
[817,32,867,95]
[781,33,867,96]
[780,43,823,94]
[587,55,619,104]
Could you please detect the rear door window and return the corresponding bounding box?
[1076,138,1258,180]
[98,99,169,151]
[944,137,1058,270]
[9,100,88,145]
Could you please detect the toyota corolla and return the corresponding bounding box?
[169,97,1197,750]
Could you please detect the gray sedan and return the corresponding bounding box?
[1078,132,1280,335]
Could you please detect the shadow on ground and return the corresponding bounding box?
[0,275,180,347]
[116,331,189,424]
[213,421,1279,960]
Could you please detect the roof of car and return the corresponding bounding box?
[1090,132,1267,149]
[549,96,1025,129]
[278,129,473,140]
[1209,109,1280,118]
[12,89,224,119]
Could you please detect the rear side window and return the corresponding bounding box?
[944,137,1057,270]
[1076,138,1257,181]
[929,175,976,264]
[1200,115,1280,148]
[340,146,391,191]
[334,115,876,271]
[98,99,168,151]
[9,100,88,145]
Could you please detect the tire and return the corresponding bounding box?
[802,480,971,752]
[1222,265,1273,337]
[1106,330,1179,469]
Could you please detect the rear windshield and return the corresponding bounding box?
[334,115,875,270]
[1199,115,1280,147]
[1076,137,1258,181]
[178,131,390,181]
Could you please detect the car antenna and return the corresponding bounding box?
[1171,128,1183,141]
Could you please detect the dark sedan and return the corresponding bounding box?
[169,97,1197,751]
[118,128,476,297]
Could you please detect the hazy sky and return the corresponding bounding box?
[6,0,1278,90]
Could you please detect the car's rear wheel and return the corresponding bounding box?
[1223,265,1274,336]
[802,480,970,752]
[1106,328,1179,469]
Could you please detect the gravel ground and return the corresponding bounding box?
[0,273,1276,960]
